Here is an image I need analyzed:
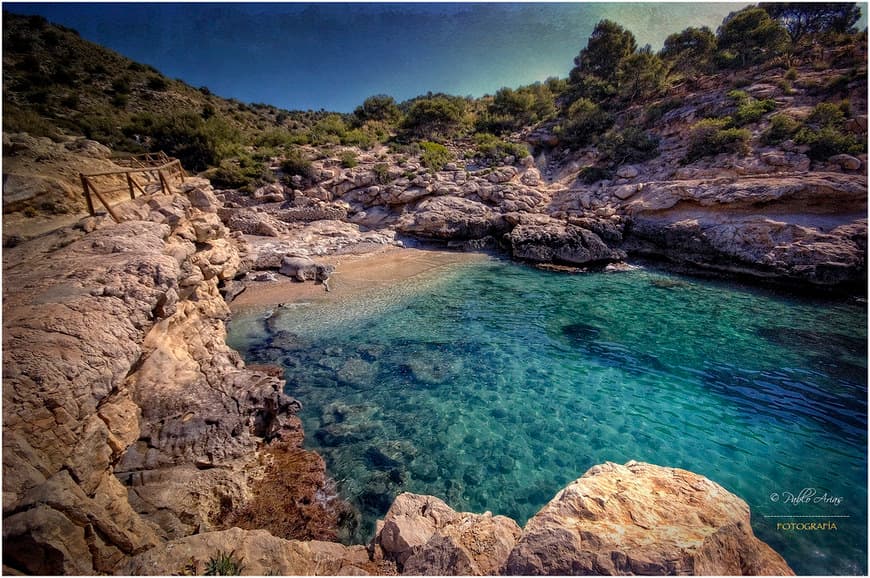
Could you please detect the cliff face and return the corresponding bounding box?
[1,178,344,574]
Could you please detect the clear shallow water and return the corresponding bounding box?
[227,256,867,575]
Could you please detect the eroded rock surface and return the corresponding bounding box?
[121,527,379,576]
[2,179,344,574]
[371,493,521,575]
[504,461,794,576]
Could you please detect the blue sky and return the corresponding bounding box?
[6,2,858,113]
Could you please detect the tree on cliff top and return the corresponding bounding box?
[717,7,790,67]
[760,3,862,43]
[570,19,637,85]
[660,26,717,73]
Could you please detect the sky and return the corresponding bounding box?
[5,2,860,113]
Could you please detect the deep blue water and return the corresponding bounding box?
[227,256,867,575]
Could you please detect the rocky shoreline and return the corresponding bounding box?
[3,171,801,575]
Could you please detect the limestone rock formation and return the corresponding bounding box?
[2,179,344,574]
[509,217,626,265]
[121,527,377,576]
[504,461,794,576]
[622,174,867,286]
[396,196,508,240]
[371,493,521,575]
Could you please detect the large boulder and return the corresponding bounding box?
[371,493,521,575]
[279,255,334,282]
[509,218,626,265]
[504,461,794,576]
[397,196,508,240]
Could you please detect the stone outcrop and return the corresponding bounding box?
[2,178,343,574]
[396,196,508,240]
[504,461,794,576]
[622,174,867,286]
[508,216,626,266]
[371,493,522,575]
[121,527,378,576]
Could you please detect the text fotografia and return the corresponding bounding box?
[769,488,844,506]
[777,521,839,531]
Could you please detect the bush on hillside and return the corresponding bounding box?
[686,118,751,161]
[473,133,529,164]
[793,101,865,160]
[762,113,801,144]
[728,90,776,126]
[616,49,668,102]
[123,112,241,171]
[419,141,453,171]
[660,26,717,74]
[479,84,556,134]
[353,95,402,126]
[599,127,660,164]
[556,98,613,147]
[795,126,865,160]
[339,151,358,168]
[280,149,316,181]
[401,95,467,140]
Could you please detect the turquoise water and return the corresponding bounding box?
[227,256,867,575]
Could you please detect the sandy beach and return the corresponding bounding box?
[229,246,492,311]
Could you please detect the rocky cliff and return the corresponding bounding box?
[1,177,347,574]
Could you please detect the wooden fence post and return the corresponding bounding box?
[126,173,136,200]
[157,169,169,195]
[80,174,95,216]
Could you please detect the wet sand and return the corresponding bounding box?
[229,246,491,311]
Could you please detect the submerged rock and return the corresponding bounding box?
[504,461,794,575]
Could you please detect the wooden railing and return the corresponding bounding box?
[79,156,187,222]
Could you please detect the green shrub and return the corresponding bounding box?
[372,162,392,184]
[763,114,801,144]
[341,128,375,149]
[147,75,169,91]
[578,166,613,184]
[784,67,798,81]
[353,94,402,126]
[401,95,467,140]
[686,118,751,161]
[111,93,128,108]
[728,89,776,126]
[3,106,59,139]
[795,126,864,160]
[419,140,453,171]
[339,151,358,168]
[208,157,274,191]
[557,98,613,147]
[600,127,660,164]
[280,150,316,181]
[805,101,848,129]
[473,133,529,164]
[204,550,243,576]
[310,114,347,145]
[111,77,131,94]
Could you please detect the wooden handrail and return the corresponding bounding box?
[80,155,187,222]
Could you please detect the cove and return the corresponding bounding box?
[227,255,867,575]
